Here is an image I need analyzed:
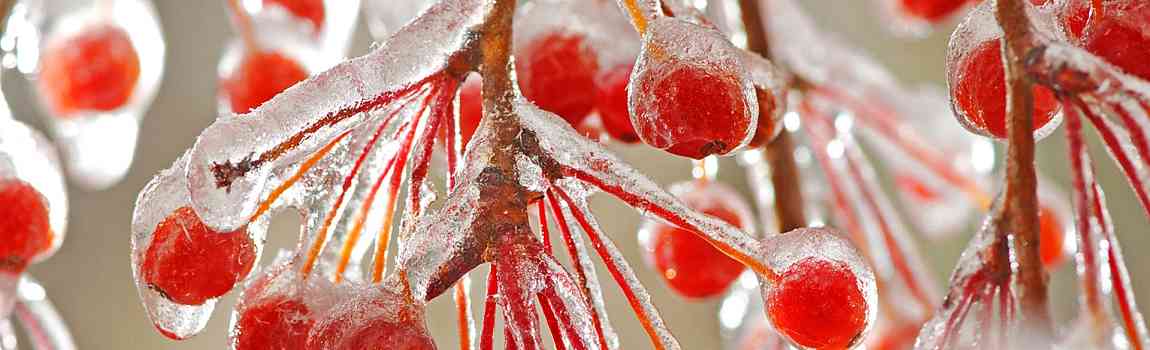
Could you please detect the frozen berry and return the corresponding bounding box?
[1077,2,1150,81]
[0,179,53,273]
[1039,205,1067,269]
[951,39,1059,139]
[631,62,755,159]
[307,289,436,350]
[642,180,751,299]
[766,257,868,349]
[595,64,640,143]
[517,32,599,126]
[458,74,483,151]
[38,24,140,117]
[746,87,781,148]
[265,0,326,31]
[222,50,309,113]
[898,0,969,23]
[234,296,314,350]
[140,206,256,305]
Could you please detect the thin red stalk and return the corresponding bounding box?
[539,198,552,253]
[551,187,675,350]
[445,91,460,190]
[540,284,593,350]
[545,193,610,350]
[371,87,441,282]
[480,265,500,350]
[938,293,976,350]
[454,279,473,350]
[1080,100,1150,224]
[1064,100,1106,323]
[563,167,776,281]
[1092,184,1149,350]
[225,0,259,53]
[813,87,992,208]
[536,296,567,350]
[803,107,933,313]
[301,109,406,277]
[405,89,451,218]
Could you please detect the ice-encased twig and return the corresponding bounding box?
[185,0,492,231]
[10,277,74,350]
[546,186,618,350]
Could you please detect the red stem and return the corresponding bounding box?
[545,193,611,350]
[480,265,499,350]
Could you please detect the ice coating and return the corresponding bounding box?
[550,178,621,349]
[186,0,490,231]
[229,252,354,349]
[215,24,326,115]
[11,276,76,350]
[13,0,165,189]
[628,16,758,158]
[364,0,435,40]
[538,253,605,350]
[305,285,435,349]
[516,99,766,276]
[130,154,269,339]
[242,0,361,64]
[875,0,973,37]
[0,118,67,264]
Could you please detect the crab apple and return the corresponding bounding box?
[0,179,53,273]
[516,31,599,126]
[642,180,752,299]
[1039,205,1067,269]
[38,24,140,117]
[307,289,436,350]
[746,87,781,148]
[1072,2,1150,81]
[897,0,970,23]
[265,0,325,31]
[222,50,310,114]
[951,39,1059,139]
[631,61,756,158]
[234,295,315,350]
[140,206,256,305]
[595,64,640,143]
[765,256,868,350]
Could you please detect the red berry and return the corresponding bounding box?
[458,74,483,151]
[1039,205,1067,269]
[222,50,310,113]
[644,181,750,299]
[140,206,256,305]
[0,179,53,273]
[766,257,868,349]
[307,290,436,350]
[1077,2,1150,81]
[265,0,326,31]
[952,39,1059,139]
[898,0,969,23]
[632,62,754,159]
[234,296,314,350]
[38,24,140,117]
[746,87,781,148]
[517,32,599,126]
[595,64,639,143]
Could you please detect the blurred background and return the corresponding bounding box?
[5,0,1149,349]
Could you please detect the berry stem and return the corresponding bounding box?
[994,0,1052,336]
[226,0,260,54]
[480,265,499,350]
[1063,100,1106,329]
[546,193,612,350]
[453,277,475,350]
[737,0,807,232]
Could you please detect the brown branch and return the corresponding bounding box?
[993,0,1052,338]
[737,0,807,232]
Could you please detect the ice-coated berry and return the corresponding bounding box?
[631,62,754,159]
[140,206,256,305]
[765,257,868,349]
[234,295,314,350]
[0,179,53,273]
[1039,205,1067,269]
[898,0,970,23]
[306,289,436,350]
[1073,1,1150,81]
[643,180,751,299]
[517,32,599,126]
[951,39,1059,139]
[265,0,326,31]
[38,24,140,117]
[222,50,309,113]
[746,87,781,148]
[595,64,640,143]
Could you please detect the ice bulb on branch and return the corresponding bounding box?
[629,17,758,159]
[594,63,640,143]
[949,36,1060,139]
[139,206,257,306]
[1061,0,1150,81]
[640,180,753,299]
[11,0,165,189]
[220,48,312,114]
[242,0,360,63]
[306,287,435,350]
[758,228,876,350]
[0,179,53,275]
[0,118,67,282]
